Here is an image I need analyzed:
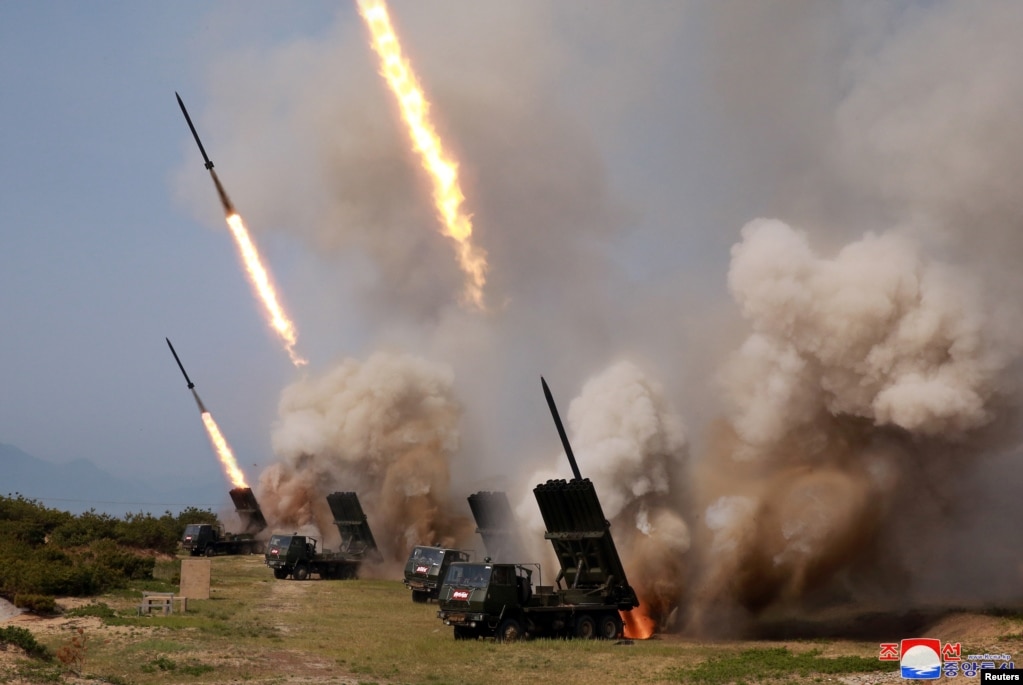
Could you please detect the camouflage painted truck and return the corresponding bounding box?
[180,487,268,556]
[265,491,380,580]
[435,377,639,641]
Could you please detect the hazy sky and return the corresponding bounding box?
[0,1,724,504]
[4,1,1021,517]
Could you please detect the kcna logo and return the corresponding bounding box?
[880,639,1016,679]
[896,639,943,680]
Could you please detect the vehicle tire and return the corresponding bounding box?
[574,614,597,640]
[496,617,524,643]
[273,568,288,580]
[293,564,310,581]
[411,589,428,603]
[598,613,623,640]
[204,546,215,558]
[453,625,477,641]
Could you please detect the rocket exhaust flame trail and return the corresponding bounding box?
[164,337,249,489]
[175,92,307,367]
[356,0,488,309]
[225,212,306,367]
[200,410,249,490]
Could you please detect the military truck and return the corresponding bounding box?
[436,478,638,640]
[403,545,472,602]
[435,377,639,641]
[180,486,269,556]
[265,491,380,580]
[181,523,263,556]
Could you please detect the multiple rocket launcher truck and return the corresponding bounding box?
[180,487,268,557]
[432,379,641,641]
[401,490,524,602]
[265,491,381,580]
[435,475,639,641]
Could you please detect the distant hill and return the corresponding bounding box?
[0,442,230,516]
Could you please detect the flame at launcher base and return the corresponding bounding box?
[224,212,307,367]
[622,600,657,640]
[200,411,248,489]
[356,0,488,309]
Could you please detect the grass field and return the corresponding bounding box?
[4,554,1017,685]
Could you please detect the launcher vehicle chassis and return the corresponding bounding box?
[437,477,639,641]
[437,559,629,641]
[265,491,380,581]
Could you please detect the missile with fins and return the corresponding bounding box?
[166,338,209,414]
[175,92,213,170]
[541,376,583,481]
[166,337,195,389]
[175,92,236,214]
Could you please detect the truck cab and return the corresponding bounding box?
[181,523,218,556]
[403,545,471,602]
[437,562,536,640]
[265,534,316,579]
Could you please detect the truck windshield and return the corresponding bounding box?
[444,564,492,589]
[268,535,292,551]
[411,547,444,566]
[183,525,203,537]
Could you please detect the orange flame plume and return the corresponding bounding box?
[356,0,488,309]
[622,600,657,640]
[224,212,307,367]
[200,411,248,489]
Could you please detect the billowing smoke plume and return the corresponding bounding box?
[257,352,472,568]
[174,1,1023,638]
[686,219,1022,632]
[517,361,690,630]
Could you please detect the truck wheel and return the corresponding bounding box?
[411,589,428,603]
[273,568,288,580]
[496,617,524,643]
[293,564,310,581]
[598,613,623,640]
[574,615,597,640]
[204,546,215,558]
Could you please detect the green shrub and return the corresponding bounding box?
[0,494,215,601]
[0,625,51,660]
[64,602,118,619]
[13,593,57,615]
[50,511,118,548]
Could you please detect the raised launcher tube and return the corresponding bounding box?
[229,487,268,535]
[467,490,524,563]
[533,478,639,610]
[326,491,382,561]
[535,377,639,611]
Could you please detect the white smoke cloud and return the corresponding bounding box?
[516,360,690,627]
[724,219,1011,447]
[257,352,470,564]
